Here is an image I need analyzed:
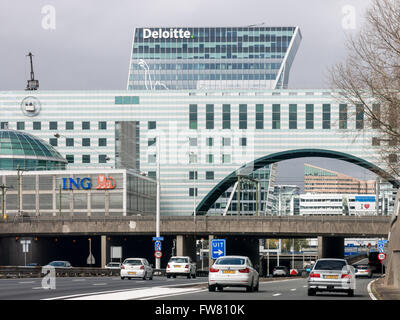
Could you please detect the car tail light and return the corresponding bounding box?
[209,267,219,272]
[239,268,250,273]
[185,264,189,268]
[140,265,144,270]
[167,264,170,268]
[309,272,320,278]
[341,274,352,279]
[121,265,125,269]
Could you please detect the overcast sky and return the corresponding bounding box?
[0,0,377,185]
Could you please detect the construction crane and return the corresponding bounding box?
[26,52,39,90]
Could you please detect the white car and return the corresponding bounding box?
[105,262,121,269]
[208,255,259,292]
[308,258,356,297]
[120,258,153,280]
[166,256,196,279]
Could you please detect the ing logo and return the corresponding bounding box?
[96,175,116,190]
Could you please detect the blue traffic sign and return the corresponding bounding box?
[211,239,226,259]
[155,240,162,251]
[152,237,164,241]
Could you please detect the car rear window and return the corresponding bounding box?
[215,258,245,265]
[49,262,65,267]
[275,266,286,270]
[124,259,142,265]
[169,257,189,263]
[314,260,346,270]
[356,265,368,269]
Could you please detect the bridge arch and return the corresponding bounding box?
[196,148,400,215]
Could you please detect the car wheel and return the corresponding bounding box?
[173,275,176,278]
[246,280,254,292]
[348,289,354,297]
[254,280,259,292]
[166,274,171,279]
[149,273,153,280]
[143,272,147,280]
[208,285,216,292]
[307,289,316,296]
[217,286,223,292]
[121,277,125,280]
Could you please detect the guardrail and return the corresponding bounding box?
[0,266,209,279]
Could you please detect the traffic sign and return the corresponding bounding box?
[152,237,164,241]
[155,240,162,251]
[211,239,226,259]
[154,251,162,258]
[378,253,386,261]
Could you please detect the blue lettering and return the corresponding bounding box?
[62,178,68,190]
[69,178,80,190]
[80,177,91,190]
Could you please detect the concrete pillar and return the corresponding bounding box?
[101,235,107,268]
[176,235,196,261]
[318,236,345,259]
[208,234,214,269]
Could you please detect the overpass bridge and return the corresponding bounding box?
[0,215,390,269]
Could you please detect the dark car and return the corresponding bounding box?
[368,252,384,273]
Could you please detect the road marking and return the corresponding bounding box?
[290,288,296,291]
[93,283,107,286]
[272,293,282,297]
[72,279,86,282]
[19,281,35,284]
[367,278,379,300]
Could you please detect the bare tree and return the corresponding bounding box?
[330,0,400,177]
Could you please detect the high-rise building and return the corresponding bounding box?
[128,27,302,90]
[304,163,376,194]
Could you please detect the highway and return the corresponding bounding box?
[0,274,379,300]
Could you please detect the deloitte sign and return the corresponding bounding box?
[143,28,192,39]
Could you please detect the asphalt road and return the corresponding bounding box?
[0,274,379,300]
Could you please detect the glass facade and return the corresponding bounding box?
[128,27,301,90]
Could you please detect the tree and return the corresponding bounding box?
[330,0,400,177]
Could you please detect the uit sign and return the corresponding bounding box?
[62,174,116,190]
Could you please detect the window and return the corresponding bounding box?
[189,171,198,180]
[322,104,331,129]
[0,122,8,129]
[98,155,108,163]
[82,138,91,147]
[339,104,347,129]
[148,121,156,130]
[256,104,264,129]
[147,171,156,179]
[206,171,214,180]
[222,104,231,129]
[49,138,58,146]
[306,104,314,129]
[189,137,197,146]
[98,138,107,147]
[222,154,231,163]
[240,137,247,146]
[356,104,364,129]
[82,121,90,130]
[189,104,198,129]
[66,138,74,147]
[289,104,297,129]
[239,104,247,129]
[189,188,198,197]
[148,154,157,164]
[66,121,74,130]
[17,122,25,130]
[189,153,198,164]
[148,137,156,146]
[115,96,139,104]
[372,104,380,129]
[206,104,214,129]
[206,154,214,164]
[33,122,41,130]
[206,137,213,147]
[49,121,58,130]
[66,155,74,163]
[98,121,107,130]
[222,137,231,146]
[272,104,280,129]
[82,155,90,163]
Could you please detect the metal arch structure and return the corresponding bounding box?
[196,148,400,215]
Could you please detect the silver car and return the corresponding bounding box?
[307,258,356,297]
[120,258,153,280]
[208,255,259,292]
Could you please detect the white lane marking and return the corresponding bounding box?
[72,279,86,282]
[367,278,379,300]
[272,293,282,297]
[93,283,107,286]
[141,288,208,300]
[290,288,296,291]
[19,281,35,284]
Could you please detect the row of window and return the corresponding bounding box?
[65,154,109,164]
[49,138,107,147]
[1,121,108,131]
[130,73,278,81]
[188,103,365,130]
[132,62,282,71]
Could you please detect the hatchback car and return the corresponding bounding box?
[166,256,196,279]
[353,264,372,278]
[208,256,259,292]
[273,266,289,277]
[120,258,153,280]
[307,258,356,297]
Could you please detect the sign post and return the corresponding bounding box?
[20,240,31,266]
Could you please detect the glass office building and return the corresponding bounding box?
[128,27,302,90]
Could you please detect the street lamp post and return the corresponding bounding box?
[155,138,161,269]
